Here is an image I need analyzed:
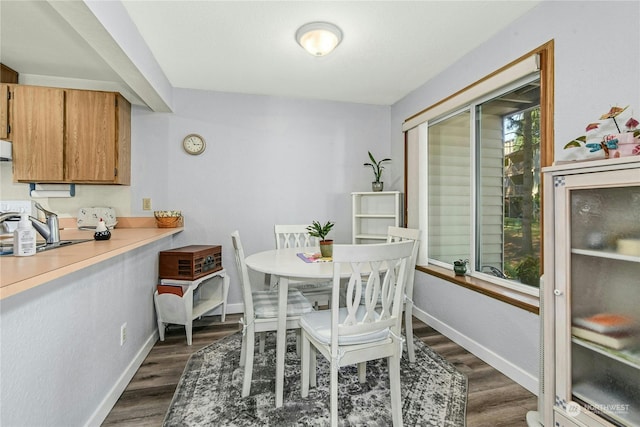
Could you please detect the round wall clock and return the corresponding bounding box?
[182,133,206,155]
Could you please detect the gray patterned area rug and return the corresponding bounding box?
[164,331,467,426]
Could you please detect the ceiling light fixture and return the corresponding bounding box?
[295,22,343,57]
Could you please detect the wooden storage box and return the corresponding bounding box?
[159,245,222,280]
[156,284,185,297]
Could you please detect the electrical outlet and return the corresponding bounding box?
[120,322,127,346]
[142,198,152,210]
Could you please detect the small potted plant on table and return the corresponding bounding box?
[307,220,335,258]
[364,151,391,192]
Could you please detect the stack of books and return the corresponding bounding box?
[572,313,639,350]
[297,252,332,263]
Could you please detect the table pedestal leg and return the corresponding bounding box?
[275,276,288,408]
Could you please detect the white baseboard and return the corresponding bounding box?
[412,306,538,395]
[85,331,159,427]
[225,302,245,314]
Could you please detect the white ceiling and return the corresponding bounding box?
[1,0,541,107]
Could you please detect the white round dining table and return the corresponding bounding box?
[244,247,337,408]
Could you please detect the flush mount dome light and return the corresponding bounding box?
[296,22,343,56]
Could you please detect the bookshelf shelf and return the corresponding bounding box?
[572,337,640,370]
[571,248,640,263]
[351,191,402,244]
[573,379,640,426]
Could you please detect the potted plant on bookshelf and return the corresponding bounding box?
[307,220,335,258]
[363,151,391,192]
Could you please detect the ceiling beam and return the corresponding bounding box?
[46,0,173,112]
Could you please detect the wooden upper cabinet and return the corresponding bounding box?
[1,63,19,84]
[11,85,131,184]
[0,84,12,140]
[65,90,130,184]
[12,85,65,182]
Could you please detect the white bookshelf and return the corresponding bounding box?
[352,191,403,244]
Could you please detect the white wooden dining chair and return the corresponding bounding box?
[231,230,314,397]
[273,224,333,309]
[299,240,415,427]
[387,226,421,363]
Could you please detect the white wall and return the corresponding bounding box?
[132,88,392,307]
[390,0,640,393]
[0,237,176,426]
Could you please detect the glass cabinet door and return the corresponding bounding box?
[557,169,640,426]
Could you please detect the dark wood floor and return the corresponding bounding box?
[102,314,537,426]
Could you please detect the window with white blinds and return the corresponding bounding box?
[404,52,545,295]
[427,109,471,265]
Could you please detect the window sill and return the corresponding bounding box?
[416,264,539,314]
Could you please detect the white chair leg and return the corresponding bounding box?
[301,333,310,397]
[389,354,403,427]
[185,321,193,346]
[405,305,415,363]
[242,327,255,397]
[357,362,367,383]
[239,330,246,367]
[259,332,265,353]
[157,321,166,341]
[310,346,317,388]
[330,360,339,427]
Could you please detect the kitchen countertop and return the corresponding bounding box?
[0,226,183,300]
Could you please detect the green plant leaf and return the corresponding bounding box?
[306,220,335,240]
[564,135,586,149]
[364,152,391,182]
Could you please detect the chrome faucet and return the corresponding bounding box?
[0,202,60,244]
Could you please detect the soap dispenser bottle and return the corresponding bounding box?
[13,213,36,256]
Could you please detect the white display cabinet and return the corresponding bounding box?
[541,157,640,427]
[352,191,403,244]
[153,269,229,345]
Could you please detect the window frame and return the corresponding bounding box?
[403,40,554,310]
[429,73,542,295]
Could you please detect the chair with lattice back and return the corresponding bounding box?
[387,226,421,363]
[231,230,314,397]
[273,224,333,309]
[299,240,415,426]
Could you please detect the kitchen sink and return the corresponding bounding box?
[37,239,93,252]
[0,239,93,256]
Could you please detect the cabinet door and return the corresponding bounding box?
[0,84,12,140]
[12,85,65,181]
[115,94,131,185]
[65,90,118,182]
[554,167,640,426]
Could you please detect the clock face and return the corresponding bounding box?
[182,134,206,155]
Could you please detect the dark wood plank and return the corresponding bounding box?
[102,315,536,426]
